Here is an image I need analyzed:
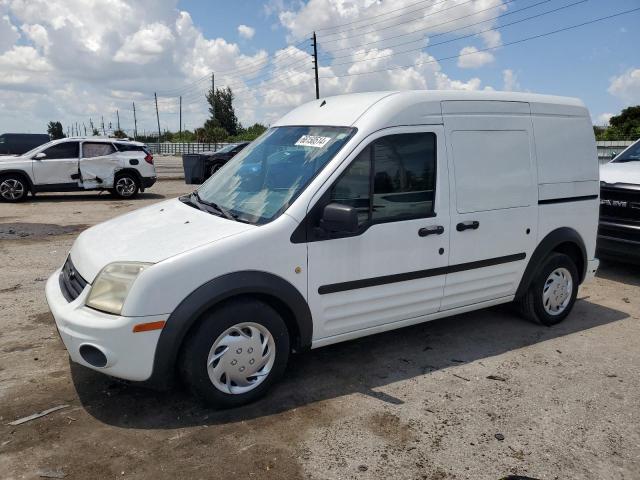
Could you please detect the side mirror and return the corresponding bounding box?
[320,203,359,235]
[34,152,46,160]
[610,151,617,159]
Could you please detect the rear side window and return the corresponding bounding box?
[43,142,79,159]
[329,132,437,227]
[451,130,532,213]
[115,143,145,152]
[83,142,116,158]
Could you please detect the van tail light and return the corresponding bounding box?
[144,153,154,165]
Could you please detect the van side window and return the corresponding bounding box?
[83,143,116,158]
[42,142,79,159]
[328,132,436,228]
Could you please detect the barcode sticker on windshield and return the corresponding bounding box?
[295,135,332,148]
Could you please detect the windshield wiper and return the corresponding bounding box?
[191,191,237,221]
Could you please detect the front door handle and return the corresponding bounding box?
[456,221,480,232]
[419,225,444,237]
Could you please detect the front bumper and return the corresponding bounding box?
[45,268,165,382]
[597,220,640,264]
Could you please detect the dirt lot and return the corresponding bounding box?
[0,177,639,480]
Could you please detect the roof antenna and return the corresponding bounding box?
[320,100,326,107]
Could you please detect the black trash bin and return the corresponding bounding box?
[182,153,207,184]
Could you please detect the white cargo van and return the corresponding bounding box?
[46,91,600,407]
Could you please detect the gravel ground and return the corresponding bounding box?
[0,177,639,480]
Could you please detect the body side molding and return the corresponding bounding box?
[319,253,526,295]
[145,271,313,389]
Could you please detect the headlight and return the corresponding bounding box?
[86,262,151,315]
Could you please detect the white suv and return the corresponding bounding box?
[0,137,156,202]
[45,91,600,408]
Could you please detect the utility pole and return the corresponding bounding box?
[179,96,182,137]
[83,123,87,136]
[312,31,319,100]
[101,116,105,136]
[116,110,120,131]
[211,73,215,121]
[132,102,138,140]
[154,92,161,143]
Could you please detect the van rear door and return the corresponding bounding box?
[441,101,538,310]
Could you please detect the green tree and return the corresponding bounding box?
[205,86,240,136]
[92,128,100,136]
[230,123,267,142]
[609,106,640,140]
[47,121,65,140]
[112,129,127,138]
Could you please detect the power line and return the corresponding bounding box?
[320,0,475,41]
[319,7,640,79]
[319,0,529,57]
[326,0,587,68]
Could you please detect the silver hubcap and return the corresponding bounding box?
[0,179,25,200]
[115,177,136,196]
[543,267,573,315]
[207,322,276,395]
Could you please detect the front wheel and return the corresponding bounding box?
[111,173,139,199]
[516,252,579,326]
[0,174,29,202]
[180,298,290,408]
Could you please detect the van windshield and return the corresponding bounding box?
[195,126,356,224]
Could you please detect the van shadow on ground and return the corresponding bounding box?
[72,297,628,430]
[597,260,640,287]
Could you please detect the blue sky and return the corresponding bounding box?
[0,0,638,133]
[178,0,640,125]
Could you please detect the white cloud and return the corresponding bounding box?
[608,68,640,104]
[114,23,174,64]
[594,112,613,126]
[457,46,494,69]
[0,15,20,53]
[21,24,50,52]
[502,69,520,91]
[0,0,511,134]
[238,24,255,40]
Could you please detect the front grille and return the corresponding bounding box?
[59,256,88,302]
[600,186,640,223]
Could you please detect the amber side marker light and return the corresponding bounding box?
[132,320,166,333]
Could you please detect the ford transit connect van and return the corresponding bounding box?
[46,91,600,407]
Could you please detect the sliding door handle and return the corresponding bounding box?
[456,221,480,232]
[419,225,444,237]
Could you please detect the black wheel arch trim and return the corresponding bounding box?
[145,270,313,390]
[515,227,587,299]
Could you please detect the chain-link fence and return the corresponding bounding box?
[146,142,233,155]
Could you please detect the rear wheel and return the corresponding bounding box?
[209,162,224,178]
[0,174,29,202]
[111,173,139,199]
[180,298,290,408]
[516,253,579,326]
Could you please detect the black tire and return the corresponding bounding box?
[179,298,290,408]
[110,172,139,199]
[0,173,29,202]
[516,253,579,326]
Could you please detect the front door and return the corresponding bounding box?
[32,141,80,185]
[441,101,538,310]
[306,126,450,342]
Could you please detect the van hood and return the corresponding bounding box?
[70,198,255,282]
[600,161,640,186]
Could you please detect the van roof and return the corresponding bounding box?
[273,90,588,128]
